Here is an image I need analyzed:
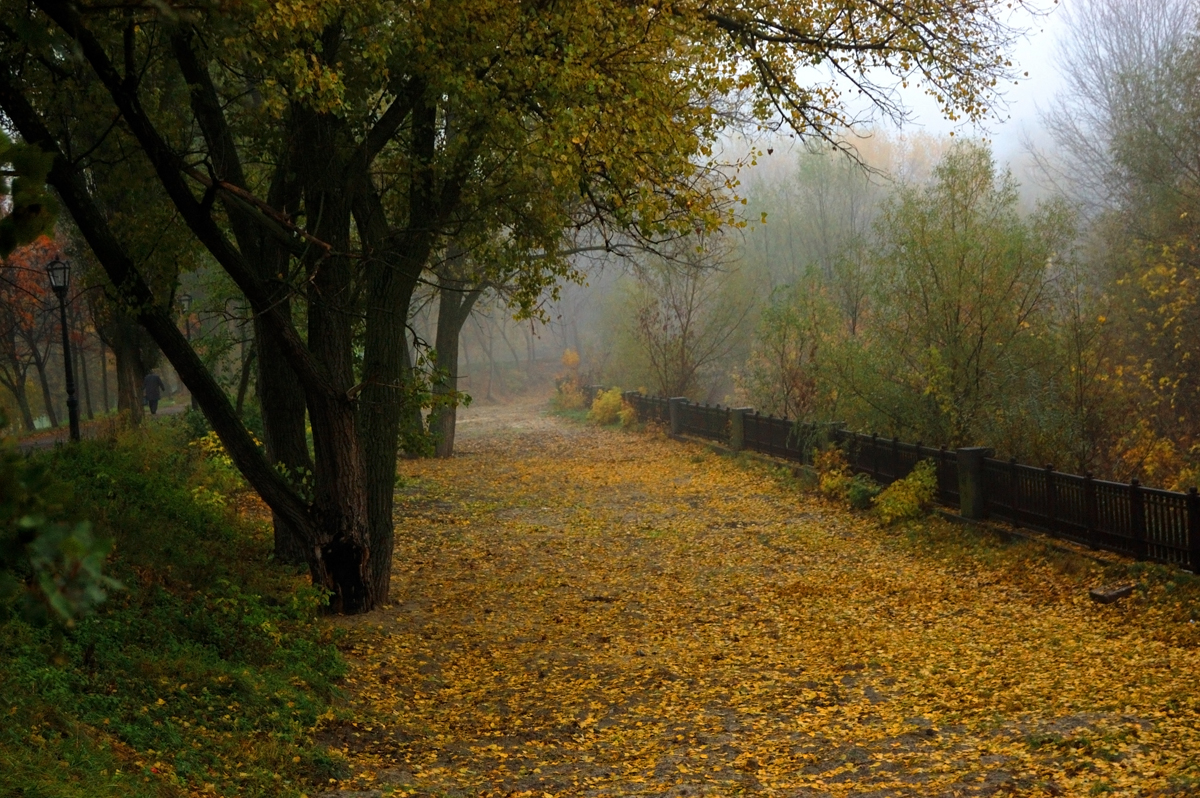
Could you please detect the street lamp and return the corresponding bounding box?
[46,258,80,442]
[179,293,195,410]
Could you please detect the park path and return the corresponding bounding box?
[321,399,1200,798]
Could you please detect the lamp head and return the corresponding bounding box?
[179,292,192,312]
[46,258,69,293]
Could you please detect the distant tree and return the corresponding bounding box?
[850,143,1073,447]
[626,235,755,399]
[0,236,65,429]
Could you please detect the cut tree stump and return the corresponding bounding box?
[1089,584,1135,604]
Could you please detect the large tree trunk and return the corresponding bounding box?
[234,339,255,416]
[1,33,375,614]
[256,309,311,565]
[353,187,427,604]
[297,103,376,613]
[431,275,483,458]
[110,313,146,426]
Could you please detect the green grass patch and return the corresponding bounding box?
[1,418,345,798]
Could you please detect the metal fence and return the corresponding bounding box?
[621,391,1200,572]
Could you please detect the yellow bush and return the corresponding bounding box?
[617,399,638,428]
[814,446,852,500]
[587,387,624,425]
[552,376,586,411]
[873,459,937,524]
[561,348,581,371]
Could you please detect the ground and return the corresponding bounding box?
[321,398,1200,798]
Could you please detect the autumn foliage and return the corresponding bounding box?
[325,407,1200,797]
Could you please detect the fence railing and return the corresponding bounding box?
[621,391,1200,573]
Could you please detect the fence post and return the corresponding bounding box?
[1045,464,1057,534]
[871,433,879,481]
[1010,457,1020,527]
[938,446,949,503]
[1130,479,1148,560]
[729,407,752,451]
[668,397,687,436]
[1188,487,1200,574]
[1084,473,1098,550]
[891,436,900,482]
[956,447,994,521]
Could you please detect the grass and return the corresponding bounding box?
[0,416,345,798]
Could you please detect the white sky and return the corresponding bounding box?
[882,1,1071,161]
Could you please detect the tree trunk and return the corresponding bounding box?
[235,339,256,416]
[76,312,95,421]
[110,313,146,426]
[14,383,35,431]
[0,368,37,431]
[297,106,376,613]
[353,188,427,604]
[31,347,59,428]
[99,337,111,414]
[431,277,483,458]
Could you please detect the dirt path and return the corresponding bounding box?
[323,402,1200,798]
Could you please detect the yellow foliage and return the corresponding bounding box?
[587,387,625,426]
[561,348,581,371]
[873,459,937,524]
[333,413,1200,797]
[814,446,852,500]
[552,377,586,411]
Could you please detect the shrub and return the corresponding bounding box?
[812,446,879,509]
[552,375,586,411]
[587,387,626,425]
[846,473,882,510]
[814,446,852,500]
[874,459,938,524]
[618,398,639,428]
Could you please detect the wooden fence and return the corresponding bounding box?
[620,391,1200,573]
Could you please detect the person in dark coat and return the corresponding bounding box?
[143,371,167,415]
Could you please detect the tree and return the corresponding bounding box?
[0,235,66,430]
[859,143,1073,446]
[1,0,1027,612]
[625,234,755,399]
[1038,0,1200,485]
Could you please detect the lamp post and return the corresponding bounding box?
[46,258,81,442]
[180,293,195,410]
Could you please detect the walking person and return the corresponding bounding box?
[143,371,167,415]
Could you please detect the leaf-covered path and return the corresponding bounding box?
[324,403,1200,797]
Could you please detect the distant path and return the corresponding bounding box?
[323,399,1200,798]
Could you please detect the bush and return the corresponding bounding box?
[618,399,639,428]
[814,446,852,500]
[552,375,586,411]
[587,387,626,426]
[874,459,938,524]
[812,446,879,509]
[846,473,882,510]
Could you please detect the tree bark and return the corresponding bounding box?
[110,312,146,426]
[431,275,483,458]
[234,339,255,417]
[76,310,95,421]
[99,337,110,414]
[0,368,37,431]
[31,346,59,428]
